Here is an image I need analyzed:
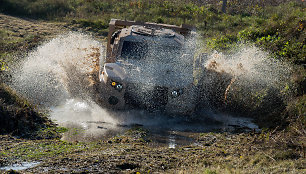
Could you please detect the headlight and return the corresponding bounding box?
[110,80,123,92]
[171,89,183,98]
[171,91,179,97]
[116,84,123,90]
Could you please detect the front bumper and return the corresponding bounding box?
[99,82,198,115]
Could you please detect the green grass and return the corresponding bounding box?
[0,0,304,62]
[205,2,305,62]
[1,0,304,64]
[0,0,73,19]
[1,140,87,160]
[35,127,68,139]
[0,28,39,75]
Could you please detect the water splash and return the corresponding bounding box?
[205,46,291,86]
[10,32,119,128]
[11,32,103,105]
[201,46,292,116]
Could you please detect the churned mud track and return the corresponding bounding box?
[1,130,305,173]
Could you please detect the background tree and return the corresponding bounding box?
[222,0,227,13]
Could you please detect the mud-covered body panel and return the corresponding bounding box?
[99,19,197,114]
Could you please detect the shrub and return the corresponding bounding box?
[0,0,73,19]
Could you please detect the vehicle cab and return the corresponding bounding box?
[98,19,197,114]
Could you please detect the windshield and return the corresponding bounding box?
[121,41,148,60]
[119,41,194,87]
[120,41,182,62]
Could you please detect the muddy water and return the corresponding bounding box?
[10,32,261,148]
[51,98,259,148]
[0,162,40,171]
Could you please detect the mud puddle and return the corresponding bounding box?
[50,99,259,148]
[0,162,40,171]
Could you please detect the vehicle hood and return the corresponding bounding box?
[103,63,127,82]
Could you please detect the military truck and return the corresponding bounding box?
[98,19,198,114]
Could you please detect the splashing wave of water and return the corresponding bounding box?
[10,32,119,126]
[11,32,103,106]
[204,46,291,87]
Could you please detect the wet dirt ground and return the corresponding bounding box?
[3,100,298,173]
[1,122,304,173]
[0,95,285,174]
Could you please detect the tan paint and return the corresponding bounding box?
[99,19,197,114]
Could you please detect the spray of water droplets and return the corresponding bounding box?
[201,46,293,115]
[205,46,291,86]
[10,32,119,130]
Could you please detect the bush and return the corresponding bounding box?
[0,0,73,19]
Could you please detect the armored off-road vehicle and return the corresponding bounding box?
[98,19,198,114]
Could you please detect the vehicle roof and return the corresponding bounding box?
[118,25,184,45]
